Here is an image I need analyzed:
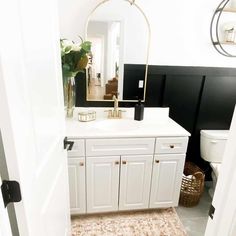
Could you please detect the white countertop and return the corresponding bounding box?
[66,107,191,139]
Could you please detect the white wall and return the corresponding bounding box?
[58,0,236,67]
[88,21,108,84]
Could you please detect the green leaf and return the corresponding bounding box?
[60,37,91,77]
[64,45,73,54]
[81,41,91,53]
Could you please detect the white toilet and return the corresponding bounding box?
[200,130,229,197]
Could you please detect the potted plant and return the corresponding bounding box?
[60,38,91,117]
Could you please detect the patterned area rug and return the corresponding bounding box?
[71,208,187,236]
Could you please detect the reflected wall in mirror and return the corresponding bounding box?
[86,0,150,101]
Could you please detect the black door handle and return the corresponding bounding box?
[64,137,74,151]
[1,180,22,207]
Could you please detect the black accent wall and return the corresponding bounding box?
[75,65,236,177]
[123,64,146,100]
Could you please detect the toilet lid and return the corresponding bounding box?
[210,163,221,178]
[201,130,229,140]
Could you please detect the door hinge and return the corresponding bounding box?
[64,137,74,151]
[209,204,215,219]
[1,180,22,207]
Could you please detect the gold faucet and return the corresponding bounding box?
[105,95,124,119]
[113,95,119,113]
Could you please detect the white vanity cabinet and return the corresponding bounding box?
[85,138,155,213]
[67,136,188,214]
[86,156,120,213]
[67,140,86,214]
[149,137,188,208]
[86,154,154,213]
[68,158,86,214]
[149,154,185,208]
[119,155,153,211]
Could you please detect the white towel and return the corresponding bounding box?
[183,173,196,180]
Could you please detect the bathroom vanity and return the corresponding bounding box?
[66,108,190,215]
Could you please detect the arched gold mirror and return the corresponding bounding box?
[85,0,151,102]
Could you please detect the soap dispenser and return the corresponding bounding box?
[134,99,144,121]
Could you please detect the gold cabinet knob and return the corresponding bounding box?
[79,162,84,166]
[155,160,159,164]
[122,161,127,165]
[170,145,175,149]
[115,161,119,165]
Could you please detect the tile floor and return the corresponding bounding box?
[176,182,213,236]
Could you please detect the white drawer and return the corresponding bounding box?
[86,138,155,156]
[67,139,85,157]
[155,137,188,154]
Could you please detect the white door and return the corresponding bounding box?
[68,157,86,214]
[149,154,185,208]
[119,155,153,211]
[86,156,120,213]
[0,1,70,236]
[205,106,236,236]
[0,176,12,236]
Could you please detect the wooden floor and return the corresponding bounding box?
[87,78,105,100]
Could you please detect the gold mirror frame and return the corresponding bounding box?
[85,0,151,102]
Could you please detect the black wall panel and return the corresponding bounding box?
[197,76,236,130]
[75,72,86,107]
[163,75,203,133]
[123,64,146,100]
[145,74,165,107]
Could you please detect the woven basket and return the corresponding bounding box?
[179,162,205,207]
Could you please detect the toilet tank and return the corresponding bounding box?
[200,130,229,163]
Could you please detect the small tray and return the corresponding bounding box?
[78,110,96,122]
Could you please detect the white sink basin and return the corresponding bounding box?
[94,119,141,132]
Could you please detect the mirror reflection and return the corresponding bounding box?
[86,0,150,101]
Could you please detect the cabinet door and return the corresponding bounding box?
[86,156,120,213]
[119,155,153,211]
[68,157,86,214]
[149,154,185,208]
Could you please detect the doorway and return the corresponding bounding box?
[87,36,105,100]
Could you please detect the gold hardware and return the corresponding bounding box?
[155,160,159,163]
[115,161,119,165]
[104,110,112,119]
[170,145,175,149]
[104,96,126,119]
[122,161,127,165]
[113,95,119,112]
[104,109,125,119]
[79,162,84,166]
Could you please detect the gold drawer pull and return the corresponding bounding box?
[170,145,175,149]
[122,161,127,165]
[79,162,84,166]
[155,160,159,164]
[115,161,120,165]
